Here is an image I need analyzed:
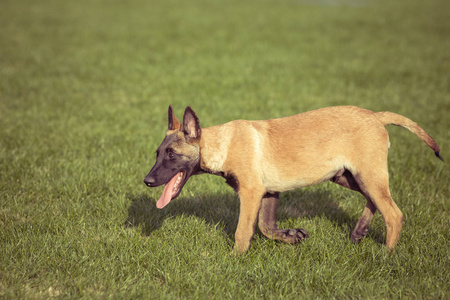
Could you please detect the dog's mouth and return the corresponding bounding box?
[156,171,187,209]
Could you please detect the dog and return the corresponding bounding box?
[144,105,442,253]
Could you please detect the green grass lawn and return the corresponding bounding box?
[1,0,449,298]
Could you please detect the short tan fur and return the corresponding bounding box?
[144,105,442,253]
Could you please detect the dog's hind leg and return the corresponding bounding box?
[339,164,403,250]
[355,171,403,251]
[332,170,377,242]
[258,192,309,244]
[351,200,377,242]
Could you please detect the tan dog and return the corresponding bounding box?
[144,105,442,253]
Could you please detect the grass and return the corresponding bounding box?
[1,0,449,298]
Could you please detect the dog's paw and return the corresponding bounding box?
[282,228,309,243]
[351,226,369,243]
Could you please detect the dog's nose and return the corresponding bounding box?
[144,176,155,187]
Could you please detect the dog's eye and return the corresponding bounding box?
[166,148,176,159]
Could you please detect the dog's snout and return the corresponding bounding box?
[144,176,155,187]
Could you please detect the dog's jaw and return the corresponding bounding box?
[156,171,186,209]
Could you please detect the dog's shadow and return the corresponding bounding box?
[125,185,384,244]
[125,190,240,238]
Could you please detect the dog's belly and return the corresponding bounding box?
[263,170,337,192]
[261,156,349,193]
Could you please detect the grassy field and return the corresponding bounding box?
[1,0,449,298]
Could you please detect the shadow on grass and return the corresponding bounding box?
[125,187,384,245]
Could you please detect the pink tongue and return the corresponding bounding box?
[156,172,181,209]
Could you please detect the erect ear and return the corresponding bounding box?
[168,105,181,131]
[182,106,201,143]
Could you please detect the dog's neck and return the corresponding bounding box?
[198,124,233,175]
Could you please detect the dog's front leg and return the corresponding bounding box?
[258,192,309,244]
[233,185,266,253]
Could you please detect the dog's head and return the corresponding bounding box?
[144,105,202,209]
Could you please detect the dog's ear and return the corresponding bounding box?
[168,105,181,131]
[182,106,201,143]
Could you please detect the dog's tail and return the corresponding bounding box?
[375,111,443,161]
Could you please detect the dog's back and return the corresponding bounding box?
[203,106,386,192]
